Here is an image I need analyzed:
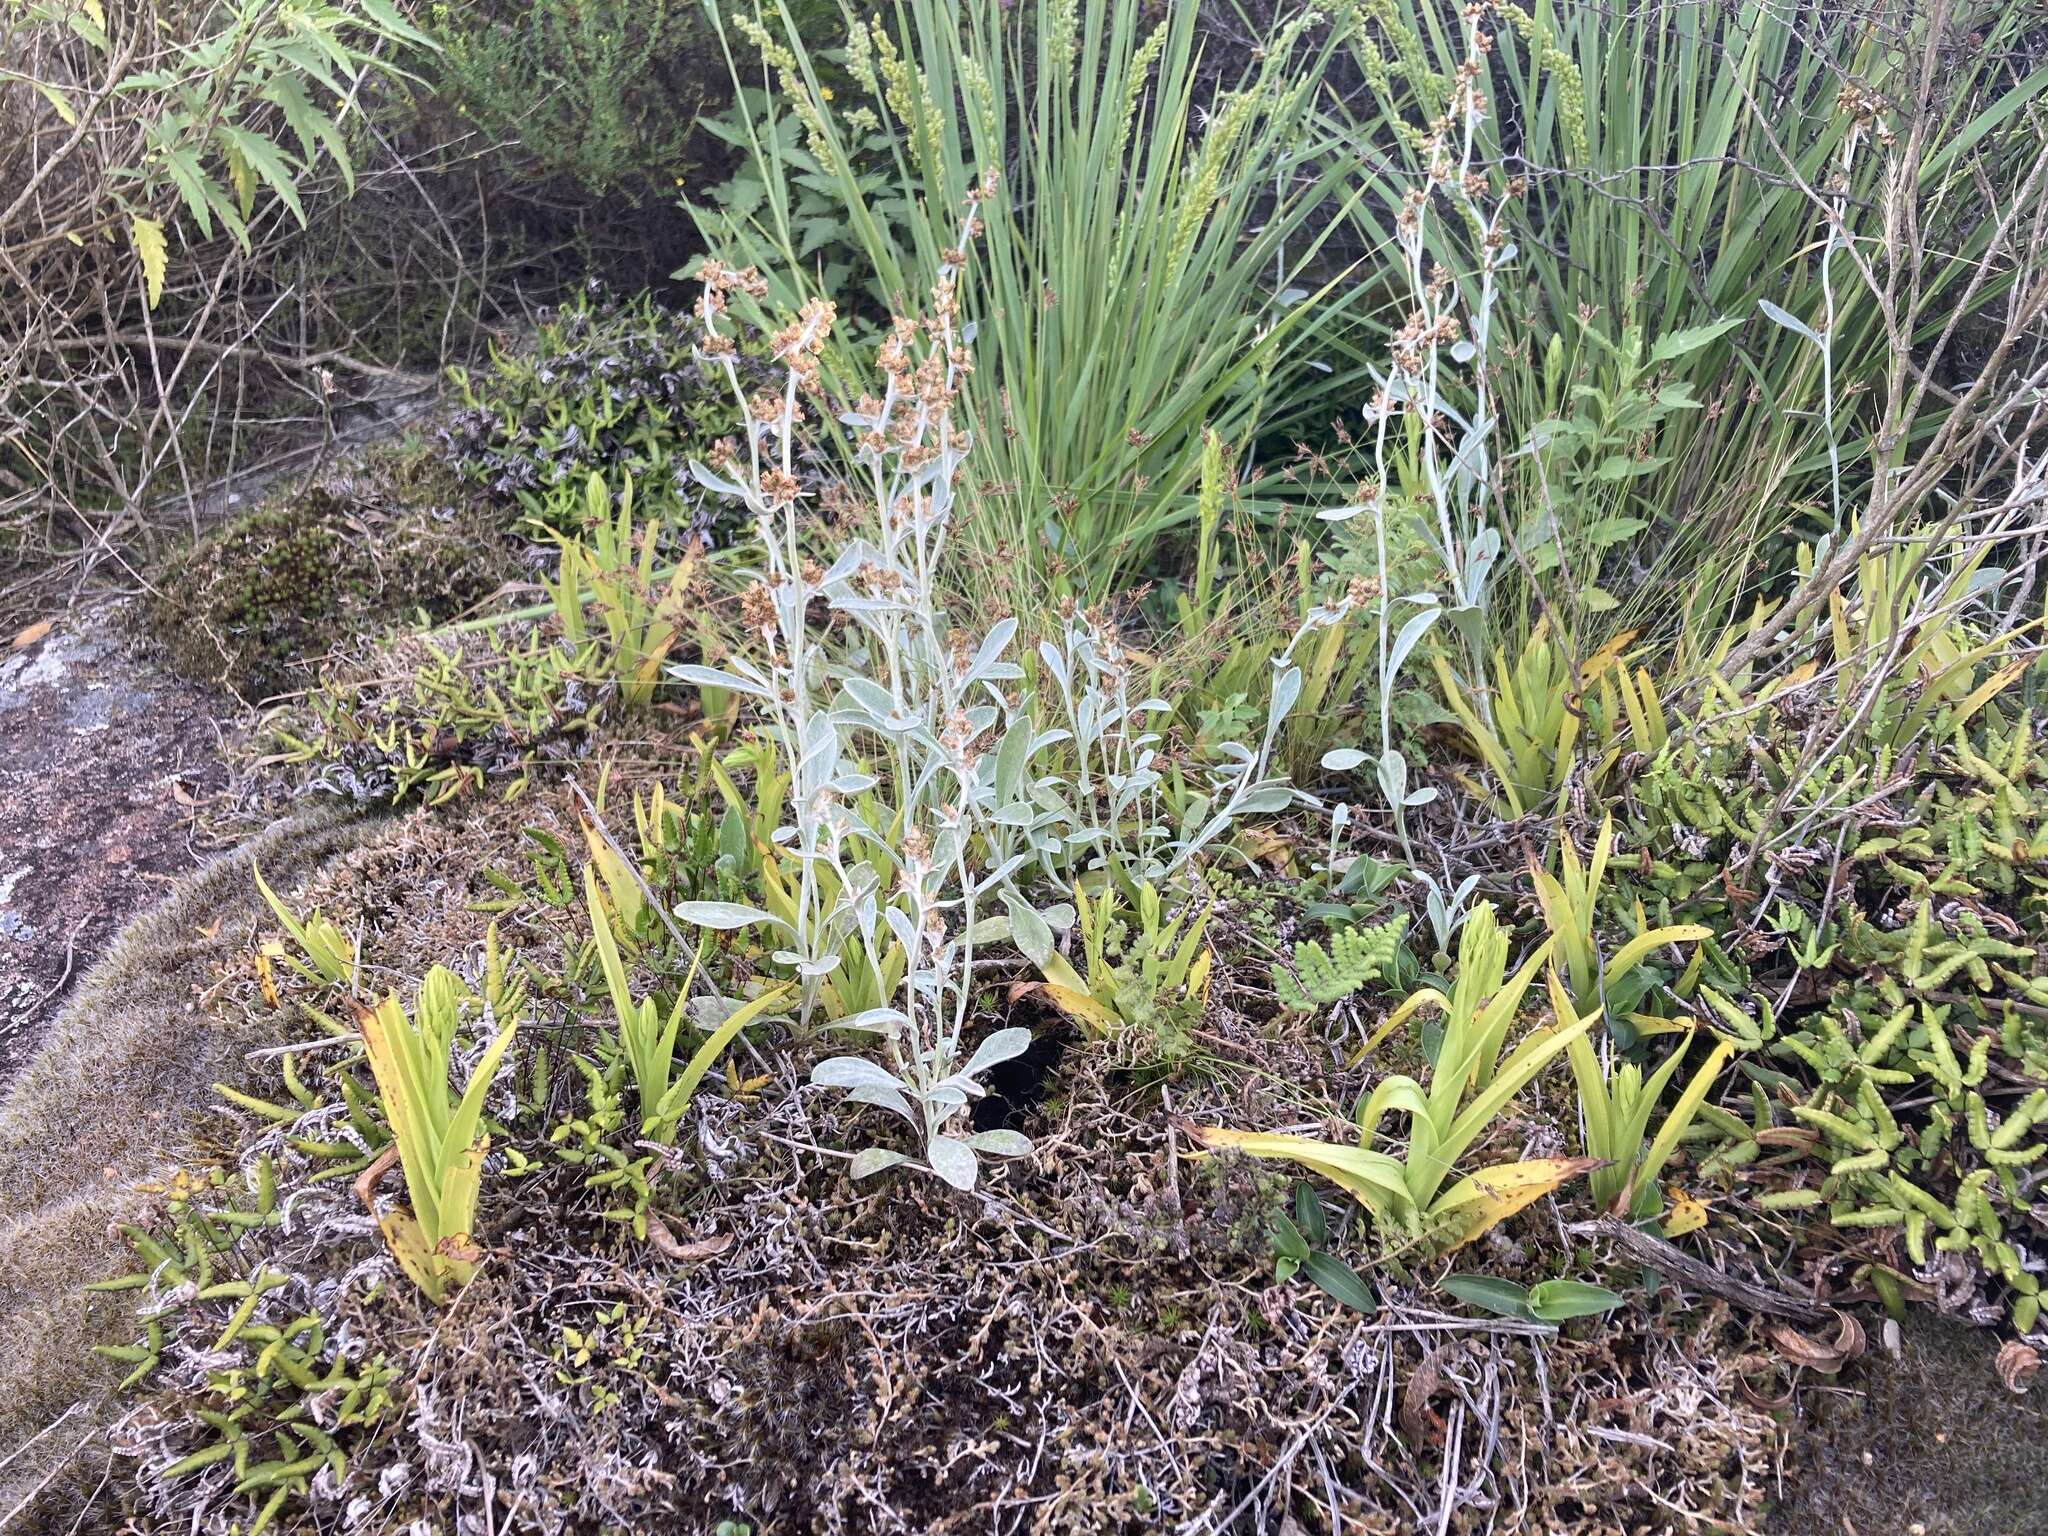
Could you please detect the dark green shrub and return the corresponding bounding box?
[427,0,843,207]
[429,0,722,201]
[439,286,765,543]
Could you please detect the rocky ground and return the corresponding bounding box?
[0,613,235,1087]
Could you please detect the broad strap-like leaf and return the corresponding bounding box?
[1629,1039,1736,1218]
[376,1209,444,1303]
[665,983,795,1129]
[1605,925,1711,985]
[357,995,441,1237]
[1428,1157,1601,1253]
[1193,1127,1411,1218]
[440,1021,519,1239]
[1433,1008,1594,1198]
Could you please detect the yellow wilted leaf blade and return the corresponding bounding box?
[130,215,167,309]
[1432,1157,1600,1252]
[1039,983,1119,1037]
[253,950,280,1010]
[1663,1185,1710,1237]
[376,1209,444,1302]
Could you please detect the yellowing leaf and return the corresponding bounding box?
[1191,1126,1411,1207]
[224,140,255,220]
[130,215,167,309]
[1606,924,1711,982]
[1038,982,1119,1037]
[34,81,77,126]
[1578,627,1638,684]
[1663,1185,1710,1237]
[1431,1157,1600,1252]
[11,619,53,649]
[253,950,281,1010]
[376,1209,444,1302]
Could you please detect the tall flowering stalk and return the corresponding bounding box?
[1327,4,1514,828]
[672,182,1039,1191]
[672,178,1347,1187]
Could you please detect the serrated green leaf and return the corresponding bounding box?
[217,125,304,224]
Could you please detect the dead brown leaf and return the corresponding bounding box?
[1995,1340,2040,1395]
[1768,1312,1864,1375]
[10,619,52,649]
[1399,1342,1452,1446]
[647,1213,733,1265]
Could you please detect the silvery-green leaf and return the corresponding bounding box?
[964,1026,1032,1077]
[966,619,1017,683]
[969,1129,1032,1157]
[676,900,789,934]
[687,994,742,1030]
[1403,785,1439,807]
[981,851,1027,886]
[849,1147,911,1180]
[842,675,896,721]
[1234,780,1296,815]
[1268,664,1302,726]
[1757,299,1821,346]
[1321,748,1369,772]
[925,1136,978,1190]
[993,721,1032,803]
[1376,750,1408,805]
[961,914,1013,947]
[668,663,772,700]
[1001,893,1054,966]
[1037,639,1069,692]
[883,905,918,956]
[796,955,843,978]
[811,1056,905,1093]
[834,1007,908,1036]
[1316,503,1364,522]
[1386,606,1442,681]
[846,1081,918,1125]
[1039,901,1076,933]
[688,459,746,497]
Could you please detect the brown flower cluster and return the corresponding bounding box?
[772,297,838,391]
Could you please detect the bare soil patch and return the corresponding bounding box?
[0,613,234,1088]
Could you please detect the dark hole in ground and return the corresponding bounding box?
[973,1005,1073,1134]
